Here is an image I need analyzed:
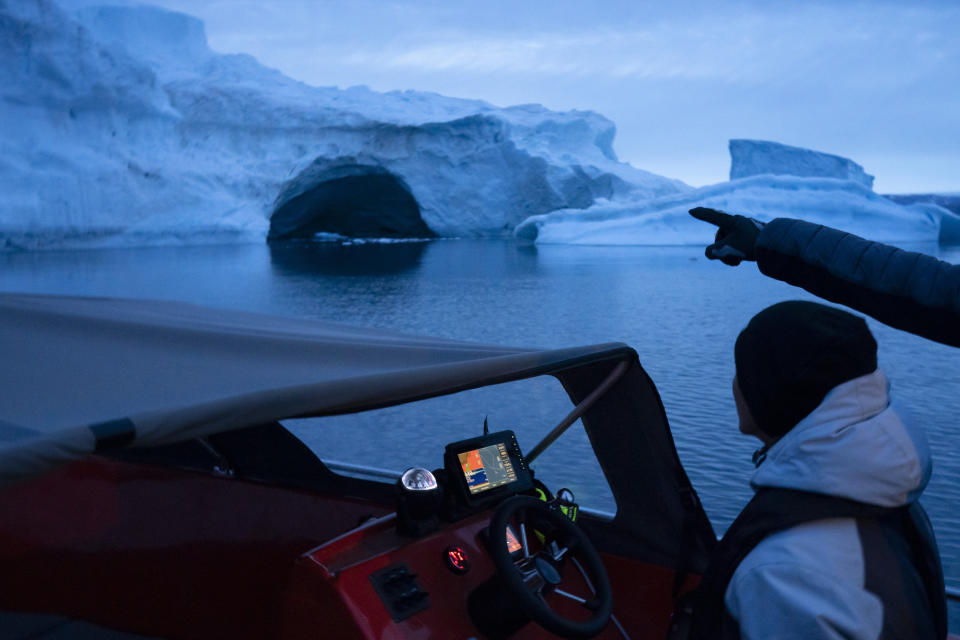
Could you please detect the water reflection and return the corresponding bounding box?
[268,240,430,277]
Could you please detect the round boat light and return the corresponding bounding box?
[400,467,438,492]
[397,468,442,536]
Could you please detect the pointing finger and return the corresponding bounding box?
[689,207,734,228]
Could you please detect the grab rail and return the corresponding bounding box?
[526,360,630,464]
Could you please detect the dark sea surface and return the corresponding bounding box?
[3,239,958,626]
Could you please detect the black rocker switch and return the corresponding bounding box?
[369,563,431,622]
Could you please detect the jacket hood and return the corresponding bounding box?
[750,369,931,507]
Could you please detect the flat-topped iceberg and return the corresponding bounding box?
[730,139,875,189]
[516,143,942,246]
[0,1,687,250]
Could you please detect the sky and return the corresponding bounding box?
[77,0,960,193]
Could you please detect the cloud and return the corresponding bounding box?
[69,0,960,191]
[129,0,958,91]
[309,3,956,90]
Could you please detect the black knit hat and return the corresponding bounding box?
[734,301,878,439]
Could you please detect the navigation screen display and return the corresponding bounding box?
[505,525,523,554]
[458,443,518,495]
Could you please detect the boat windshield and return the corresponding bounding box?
[281,374,617,516]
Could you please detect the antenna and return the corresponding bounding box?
[482,415,489,436]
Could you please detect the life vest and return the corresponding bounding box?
[684,487,946,639]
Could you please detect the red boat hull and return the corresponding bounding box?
[0,458,692,639]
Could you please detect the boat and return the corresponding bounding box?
[0,293,951,639]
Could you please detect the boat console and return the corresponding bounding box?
[286,430,616,639]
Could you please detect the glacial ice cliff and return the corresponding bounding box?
[730,139,875,189]
[515,143,942,245]
[0,0,688,250]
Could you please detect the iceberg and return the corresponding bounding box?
[516,144,940,246]
[884,193,960,216]
[0,1,687,250]
[730,139,875,189]
[515,175,938,245]
[883,194,960,244]
[894,202,960,245]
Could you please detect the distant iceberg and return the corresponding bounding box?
[885,192,960,216]
[516,142,941,245]
[884,193,960,244]
[729,139,874,189]
[0,1,687,250]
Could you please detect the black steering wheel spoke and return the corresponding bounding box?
[487,496,613,639]
[553,588,591,607]
[519,565,546,596]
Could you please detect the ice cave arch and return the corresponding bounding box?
[268,165,433,241]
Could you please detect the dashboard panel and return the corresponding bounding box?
[297,509,611,639]
[287,430,623,639]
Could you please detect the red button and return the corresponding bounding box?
[444,546,471,574]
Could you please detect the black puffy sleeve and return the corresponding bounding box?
[755,218,960,347]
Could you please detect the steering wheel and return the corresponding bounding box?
[487,496,613,638]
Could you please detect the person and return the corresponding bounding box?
[688,207,960,347]
[689,300,946,639]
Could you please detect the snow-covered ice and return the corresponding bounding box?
[515,174,940,246]
[515,140,945,246]
[0,0,687,250]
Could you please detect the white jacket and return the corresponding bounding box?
[724,368,934,639]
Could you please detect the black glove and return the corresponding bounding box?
[689,207,764,266]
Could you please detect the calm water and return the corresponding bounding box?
[3,239,959,624]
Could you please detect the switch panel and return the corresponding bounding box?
[369,563,430,622]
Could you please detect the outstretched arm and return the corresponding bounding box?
[689,208,960,347]
[756,218,960,347]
